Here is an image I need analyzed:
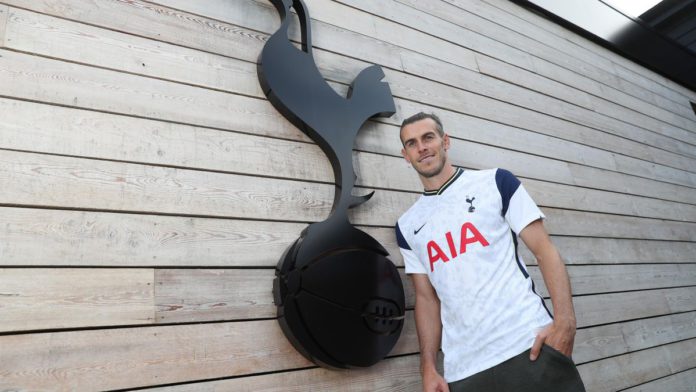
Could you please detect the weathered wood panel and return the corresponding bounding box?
[319,0,696,141]
[0,207,309,267]
[6,263,689,333]
[530,264,696,297]
[484,0,696,116]
[554,287,696,328]
[394,0,696,131]
[534,237,696,265]
[148,313,696,391]
[0,149,337,222]
[4,100,696,222]
[0,97,331,182]
[3,7,266,97]
[475,52,696,137]
[148,354,424,392]
[0,309,692,390]
[5,1,696,167]
[386,69,696,164]
[334,1,689,144]
[154,269,277,323]
[523,178,696,222]
[481,0,696,117]
[1,207,693,268]
[0,321,312,391]
[2,20,684,187]
[469,0,696,107]
[151,267,696,326]
[5,97,696,210]
[613,63,696,108]
[0,4,8,45]
[2,265,693,334]
[186,0,696,140]
[0,48,306,142]
[4,148,696,239]
[0,314,418,391]
[0,268,153,332]
[154,269,414,324]
[573,311,696,364]
[578,338,696,392]
[622,367,696,392]
[541,209,696,242]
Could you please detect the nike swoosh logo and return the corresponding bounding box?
[414,223,426,235]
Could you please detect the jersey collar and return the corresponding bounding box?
[423,167,463,196]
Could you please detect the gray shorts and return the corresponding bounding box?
[448,345,586,392]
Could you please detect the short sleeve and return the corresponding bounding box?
[396,222,427,274]
[495,169,545,234]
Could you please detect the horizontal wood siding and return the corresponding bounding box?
[0,0,694,390]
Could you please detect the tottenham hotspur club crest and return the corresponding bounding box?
[466,196,476,213]
[259,0,405,370]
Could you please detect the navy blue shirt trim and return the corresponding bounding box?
[510,230,529,279]
[495,168,521,217]
[395,222,411,250]
[511,229,552,318]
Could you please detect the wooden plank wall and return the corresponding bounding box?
[0,0,695,390]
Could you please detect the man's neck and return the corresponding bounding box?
[421,164,457,192]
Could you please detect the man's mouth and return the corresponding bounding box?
[418,154,435,163]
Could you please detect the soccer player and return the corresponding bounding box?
[396,112,585,392]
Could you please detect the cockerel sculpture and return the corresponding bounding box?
[258,0,405,369]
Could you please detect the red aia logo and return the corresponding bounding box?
[427,222,489,271]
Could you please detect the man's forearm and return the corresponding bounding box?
[414,294,443,372]
[537,245,576,327]
[521,220,577,358]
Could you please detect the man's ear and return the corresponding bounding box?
[401,148,410,164]
[443,133,451,150]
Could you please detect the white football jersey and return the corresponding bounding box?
[396,167,552,382]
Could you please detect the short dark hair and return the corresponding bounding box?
[400,112,444,139]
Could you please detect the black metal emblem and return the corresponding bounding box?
[258,0,405,368]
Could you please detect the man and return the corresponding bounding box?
[395,112,585,392]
